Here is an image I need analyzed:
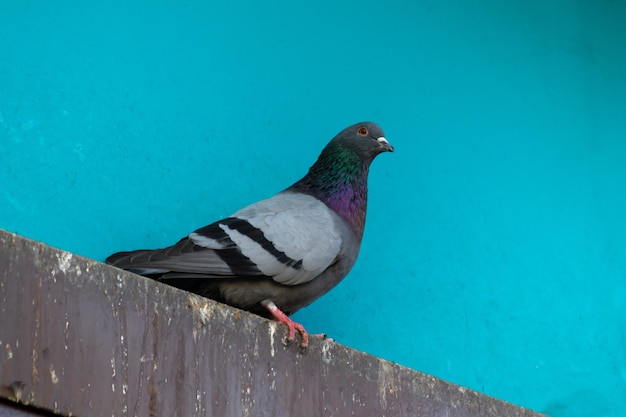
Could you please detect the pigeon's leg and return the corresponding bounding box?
[261,300,309,348]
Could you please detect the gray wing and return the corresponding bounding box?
[107,191,345,286]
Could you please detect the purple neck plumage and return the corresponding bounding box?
[288,143,372,241]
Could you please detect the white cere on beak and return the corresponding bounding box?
[376,136,389,144]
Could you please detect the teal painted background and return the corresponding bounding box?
[2,1,625,415]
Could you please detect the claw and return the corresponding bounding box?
[261,300,309,348]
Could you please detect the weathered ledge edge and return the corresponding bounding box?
[0,229,542,416]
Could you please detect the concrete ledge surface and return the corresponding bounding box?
[0,229,542,416]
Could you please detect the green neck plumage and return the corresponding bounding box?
[289,142,371,239]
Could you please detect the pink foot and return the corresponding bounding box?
[261,300,309,348]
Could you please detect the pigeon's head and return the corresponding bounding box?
[331,122,394,161]
[290,121,393,236]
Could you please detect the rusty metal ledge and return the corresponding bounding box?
[0,229,542,417]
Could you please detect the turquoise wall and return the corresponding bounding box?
[2,1,625,415]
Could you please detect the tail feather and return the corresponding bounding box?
[105,237,253,277]
[105,250,170,275]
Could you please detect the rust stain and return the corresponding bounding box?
[30,272,42,405]
[7,381,26,403]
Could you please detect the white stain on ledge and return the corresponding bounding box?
[49,364,59,384]
[321,340,333,364]
[5,343,13,359]
[269,324,276,357]
[58,252,72,273]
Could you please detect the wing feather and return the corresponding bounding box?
[107,191,346,286]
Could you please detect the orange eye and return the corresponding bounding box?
[357,127,368,136]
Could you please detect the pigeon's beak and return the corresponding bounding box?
[377,136,394,153]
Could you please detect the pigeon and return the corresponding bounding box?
[106,122,393,347]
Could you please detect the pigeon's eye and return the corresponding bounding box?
[357,127,368,136]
